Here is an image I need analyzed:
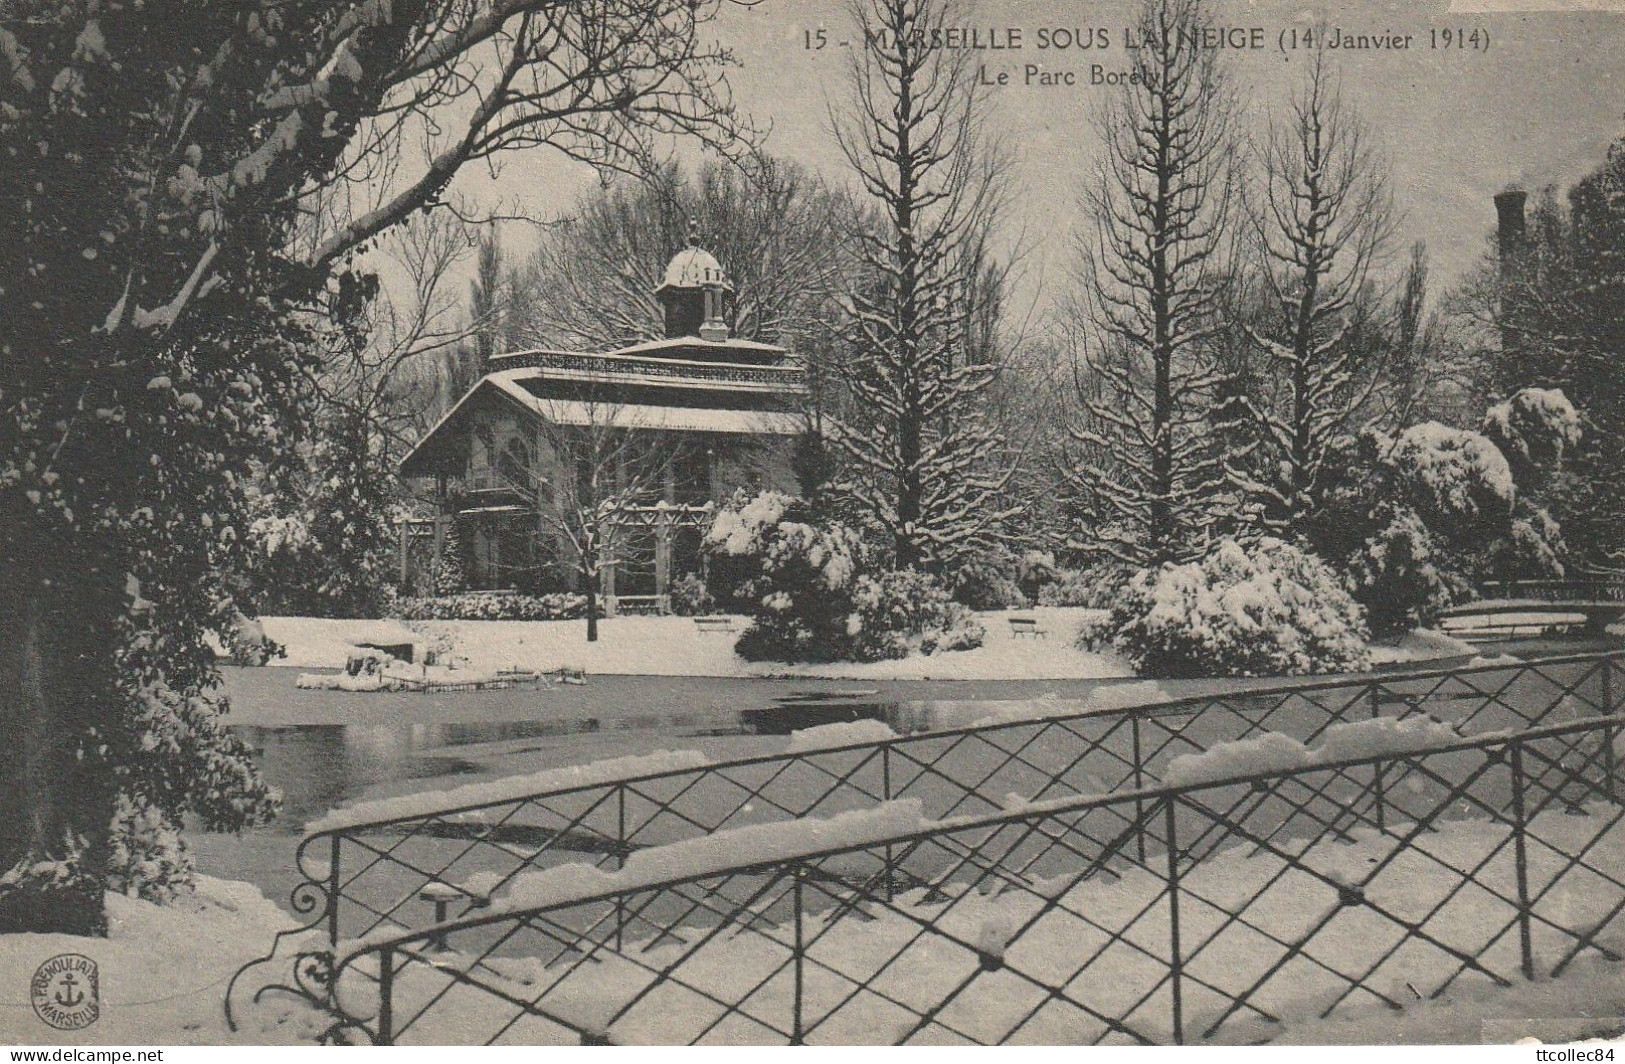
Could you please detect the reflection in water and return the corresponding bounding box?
[229,699,959,834]
[234,718,612,831]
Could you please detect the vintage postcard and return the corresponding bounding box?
[3,0,1625,1050]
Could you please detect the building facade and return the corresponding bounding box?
[399,238,806,611]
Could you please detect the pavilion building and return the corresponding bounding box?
[399,237,806,612]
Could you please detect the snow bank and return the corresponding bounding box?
[786,719,897,753]
[257,616,423,669]
[0,876,314,1045]
[308,750,712,832]
[1163,715,1463,788]
[1367,628,1478,666]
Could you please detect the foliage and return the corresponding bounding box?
[948,549,1030,611]
[1308,399,1576,634]
[107,796,194,904]
[850,570,986,661]
[1080,538,1371,678]
[667,573,715,617]
[1038,561,1136,609]
[1485,137,1625,569]
[0,0,749,930]
[710,491,982,663]
[393,592,589,623]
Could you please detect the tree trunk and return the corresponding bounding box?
[0,573,116,935]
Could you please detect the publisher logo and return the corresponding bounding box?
[31,953,99,1030]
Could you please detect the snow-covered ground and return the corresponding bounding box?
[254,614,1482,683]
[257,610,1132,681]
[0,877,317,1045]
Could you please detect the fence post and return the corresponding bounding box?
[1133,717,1147,863]
[327,835,342,946]
[1603,659,1618,804]
[882,744,895,903]
[1510,742,1535,981]
[792,865,806,1045]
[615,784,628,951]
[376,947,395,1046]
[1368,686,1388,832]
[1164,798,1184,1045]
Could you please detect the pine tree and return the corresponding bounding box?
[433,522,470,596]
[831,0,1019,572]
[1068,0,1240,568]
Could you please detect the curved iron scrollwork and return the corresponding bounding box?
[223,836,339,1036]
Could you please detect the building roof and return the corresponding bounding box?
[400,369,804,477]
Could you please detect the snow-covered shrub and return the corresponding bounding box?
[850,569,986,661]
[0,850,106,936]
[107,796,194,904]
[1308,410,1580,636]
[1038,561,1134,608]
[394,591,589,622]
[1080,538,1371,678]
[713,491,983,663]
[1387,422,1516,533]
[1346,504,1476,637]
[948,550,1029,610]
[222,611,282,666]
[1016,550,1061,601]
[667,573,714,617]
[1483,387,1582,474]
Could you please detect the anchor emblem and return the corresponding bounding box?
[54,973,84,1009]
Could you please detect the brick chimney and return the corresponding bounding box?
[1494,188,1528,273]
[1494,188,1527,361]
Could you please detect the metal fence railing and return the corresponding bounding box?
[273,652,1621,952]
[305,711,1625,1044]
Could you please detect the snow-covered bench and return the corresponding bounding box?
[1007,615,1048,639]
[693,616,737,634]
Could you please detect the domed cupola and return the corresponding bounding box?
[655,229,733,342]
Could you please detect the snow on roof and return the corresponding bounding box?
[658,244,730,292]
[488,374,802,435]
[607,335,786,358]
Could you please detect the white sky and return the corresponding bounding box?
[431,0,1625,323]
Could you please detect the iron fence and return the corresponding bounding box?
[276,651,1624,954]
[294,711,1625,1044]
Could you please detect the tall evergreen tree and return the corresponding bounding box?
[1069,0,1240,567]
[831,0,1018,572]
[1235,48,1396,532]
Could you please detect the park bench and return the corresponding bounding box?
[693,615,737,634]
[1007,615,1048,639]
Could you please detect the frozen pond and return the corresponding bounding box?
[189,642,1576,913]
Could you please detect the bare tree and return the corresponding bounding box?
[832,0,1019,571]
[506,157,851,352]
[1069,0,1240,567]
[495,400,689,642]
[1236,47,1397,531]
